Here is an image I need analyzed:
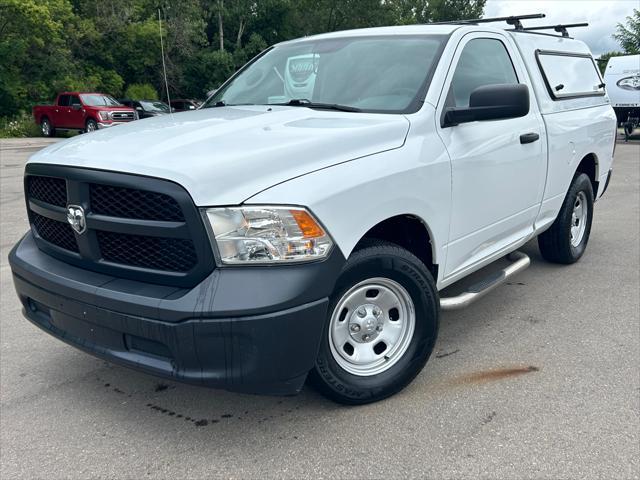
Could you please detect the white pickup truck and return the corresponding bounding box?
[10,15,616,404]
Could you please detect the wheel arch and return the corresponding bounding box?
[574,153,599,196]
[353,214,438,279]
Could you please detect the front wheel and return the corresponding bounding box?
[538,173,594,264]
[85,119,98,133]
[309,240,439,404]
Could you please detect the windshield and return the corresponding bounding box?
[80,94,121,107]
[140,100,171,112]
[204,35,445,113]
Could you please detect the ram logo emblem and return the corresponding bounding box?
[66,205,86,234]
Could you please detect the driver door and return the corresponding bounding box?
[68,95,86,129]
[436,33,545,279]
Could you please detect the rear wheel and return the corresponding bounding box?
[41,118,55,137]
[624,122,634,140]
[538,173,594,264]
[309,240,439,404]
[85,119,98,133]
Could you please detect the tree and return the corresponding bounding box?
[613,8,640,55]
[0,0,88,116]
[388,0,485,24]
[125,83,159,99]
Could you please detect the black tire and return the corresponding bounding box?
[624,122,634,137]
[309,240,439,404]
[85,119,98,133]
[538,173,594,264]
[41,117,55,137]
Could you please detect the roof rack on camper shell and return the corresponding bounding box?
[521,23,589,38]
[433,14,589,38]
[433,13,546,29]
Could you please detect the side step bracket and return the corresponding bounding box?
[440,251,531,311]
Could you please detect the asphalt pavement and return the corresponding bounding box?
[1,136,638,479]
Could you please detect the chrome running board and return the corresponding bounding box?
[440,251,531,311]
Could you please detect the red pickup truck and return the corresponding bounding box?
[33,92,137,137]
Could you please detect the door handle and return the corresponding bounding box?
[520,132,540,144]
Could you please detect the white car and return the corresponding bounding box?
[10,15,616,404]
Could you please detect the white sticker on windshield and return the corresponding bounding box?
[285,54,319,100]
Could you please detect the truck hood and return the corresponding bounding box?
[29,106,410,205]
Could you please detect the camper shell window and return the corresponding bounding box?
[536,50,605,100]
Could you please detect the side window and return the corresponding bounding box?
[447,38,518,108]
[537,52,604,99]
[70,96,81,106]
[58,95,70,107]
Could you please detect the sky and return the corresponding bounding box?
[484,0,638,56]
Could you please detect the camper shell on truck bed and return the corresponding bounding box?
[10,15,616,404]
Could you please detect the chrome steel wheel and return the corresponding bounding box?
[41,120,50,136]
[329,277,415,376]
[570,191,588,247]
[86,120,97,132]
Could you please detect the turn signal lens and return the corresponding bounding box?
[290,209,325,238]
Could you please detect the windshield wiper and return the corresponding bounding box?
[273,99,362,112]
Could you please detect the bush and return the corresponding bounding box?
[124,83,158,100]
[0,113,41,138]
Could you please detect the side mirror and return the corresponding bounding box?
[136,106,143,111]
[71,104,82,111]
[442,84,530,127]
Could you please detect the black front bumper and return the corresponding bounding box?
[9,233,344,395]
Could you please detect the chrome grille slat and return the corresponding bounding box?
[110,111,135,121]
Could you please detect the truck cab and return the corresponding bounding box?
[12,16,616,404]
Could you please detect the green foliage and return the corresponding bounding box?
[613,8,640,55]
[125,83,159,100]
[0,113,41,138]
[0,0,77,115]
[185,49,235,97]
[0,0,487,131]
[231,33,268,72]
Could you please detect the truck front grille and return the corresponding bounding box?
[111,111,135,121]
[25,166,214,287]
[97,230,197,272]
[90,184,184,221]
[28,176,67,207]
[31,212,79,253]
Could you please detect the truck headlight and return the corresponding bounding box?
[204,206,333,264]
[98,111,110,121]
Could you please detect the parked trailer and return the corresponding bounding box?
[604,54,640,140]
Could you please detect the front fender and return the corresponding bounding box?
[246,134,451,283]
